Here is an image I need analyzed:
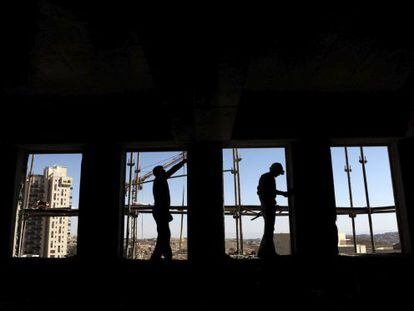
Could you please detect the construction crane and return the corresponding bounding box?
[125,152,186,198]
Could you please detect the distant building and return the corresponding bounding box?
[19,166,73,258]
[338,232,367,254]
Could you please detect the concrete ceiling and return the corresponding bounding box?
[3,2,414,141]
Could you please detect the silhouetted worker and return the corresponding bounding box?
[257,163,289,259]
[151,158,187,261]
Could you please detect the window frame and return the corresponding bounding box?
[330,138,410,255]
[222,140,296,257]
[10,144,85,261]
[121,143,190,261]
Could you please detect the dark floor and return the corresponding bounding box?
[1,255,412,310]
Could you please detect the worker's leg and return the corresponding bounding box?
[162,223,172,260]
[258,208,276,258]
[258,234,265,258]
[258,202,267,257]
[151,215,163,260]
[265,211,276,256]
[155,217,172,260]
[258,208,267,258]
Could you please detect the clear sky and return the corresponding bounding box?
[331,146,399,235]
[23,146,399,241]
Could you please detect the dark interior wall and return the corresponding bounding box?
[1,92,411,144]
[0,94,172,144]
[234,92,411,140]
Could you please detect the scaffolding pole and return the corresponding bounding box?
[235,148,244,255]
[359,146,376,253]
[344,147,358,253]
[179,157,186,250]
[125,152,134,258]
[17,154,35,257]
[131,152,140,259]
[232,149,240,253]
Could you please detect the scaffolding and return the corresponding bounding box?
[122,148,289,258]
[13,146,401,259]
[339,146,399,254]
[124,152,187,259]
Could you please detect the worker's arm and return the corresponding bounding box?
[275,189,289,197]
[165,159,187,178]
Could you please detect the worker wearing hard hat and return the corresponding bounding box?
[257,163,290,259]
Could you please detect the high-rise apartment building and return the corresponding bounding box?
[19,166,73,258]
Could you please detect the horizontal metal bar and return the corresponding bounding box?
[20,204,397,218]
[22,208,78,217]
[126,204,289,212]
[126,204,396,217]
[124,205,289,217]
[123,210,290,217]
[336,206,396,215]
[128,205,187,211]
